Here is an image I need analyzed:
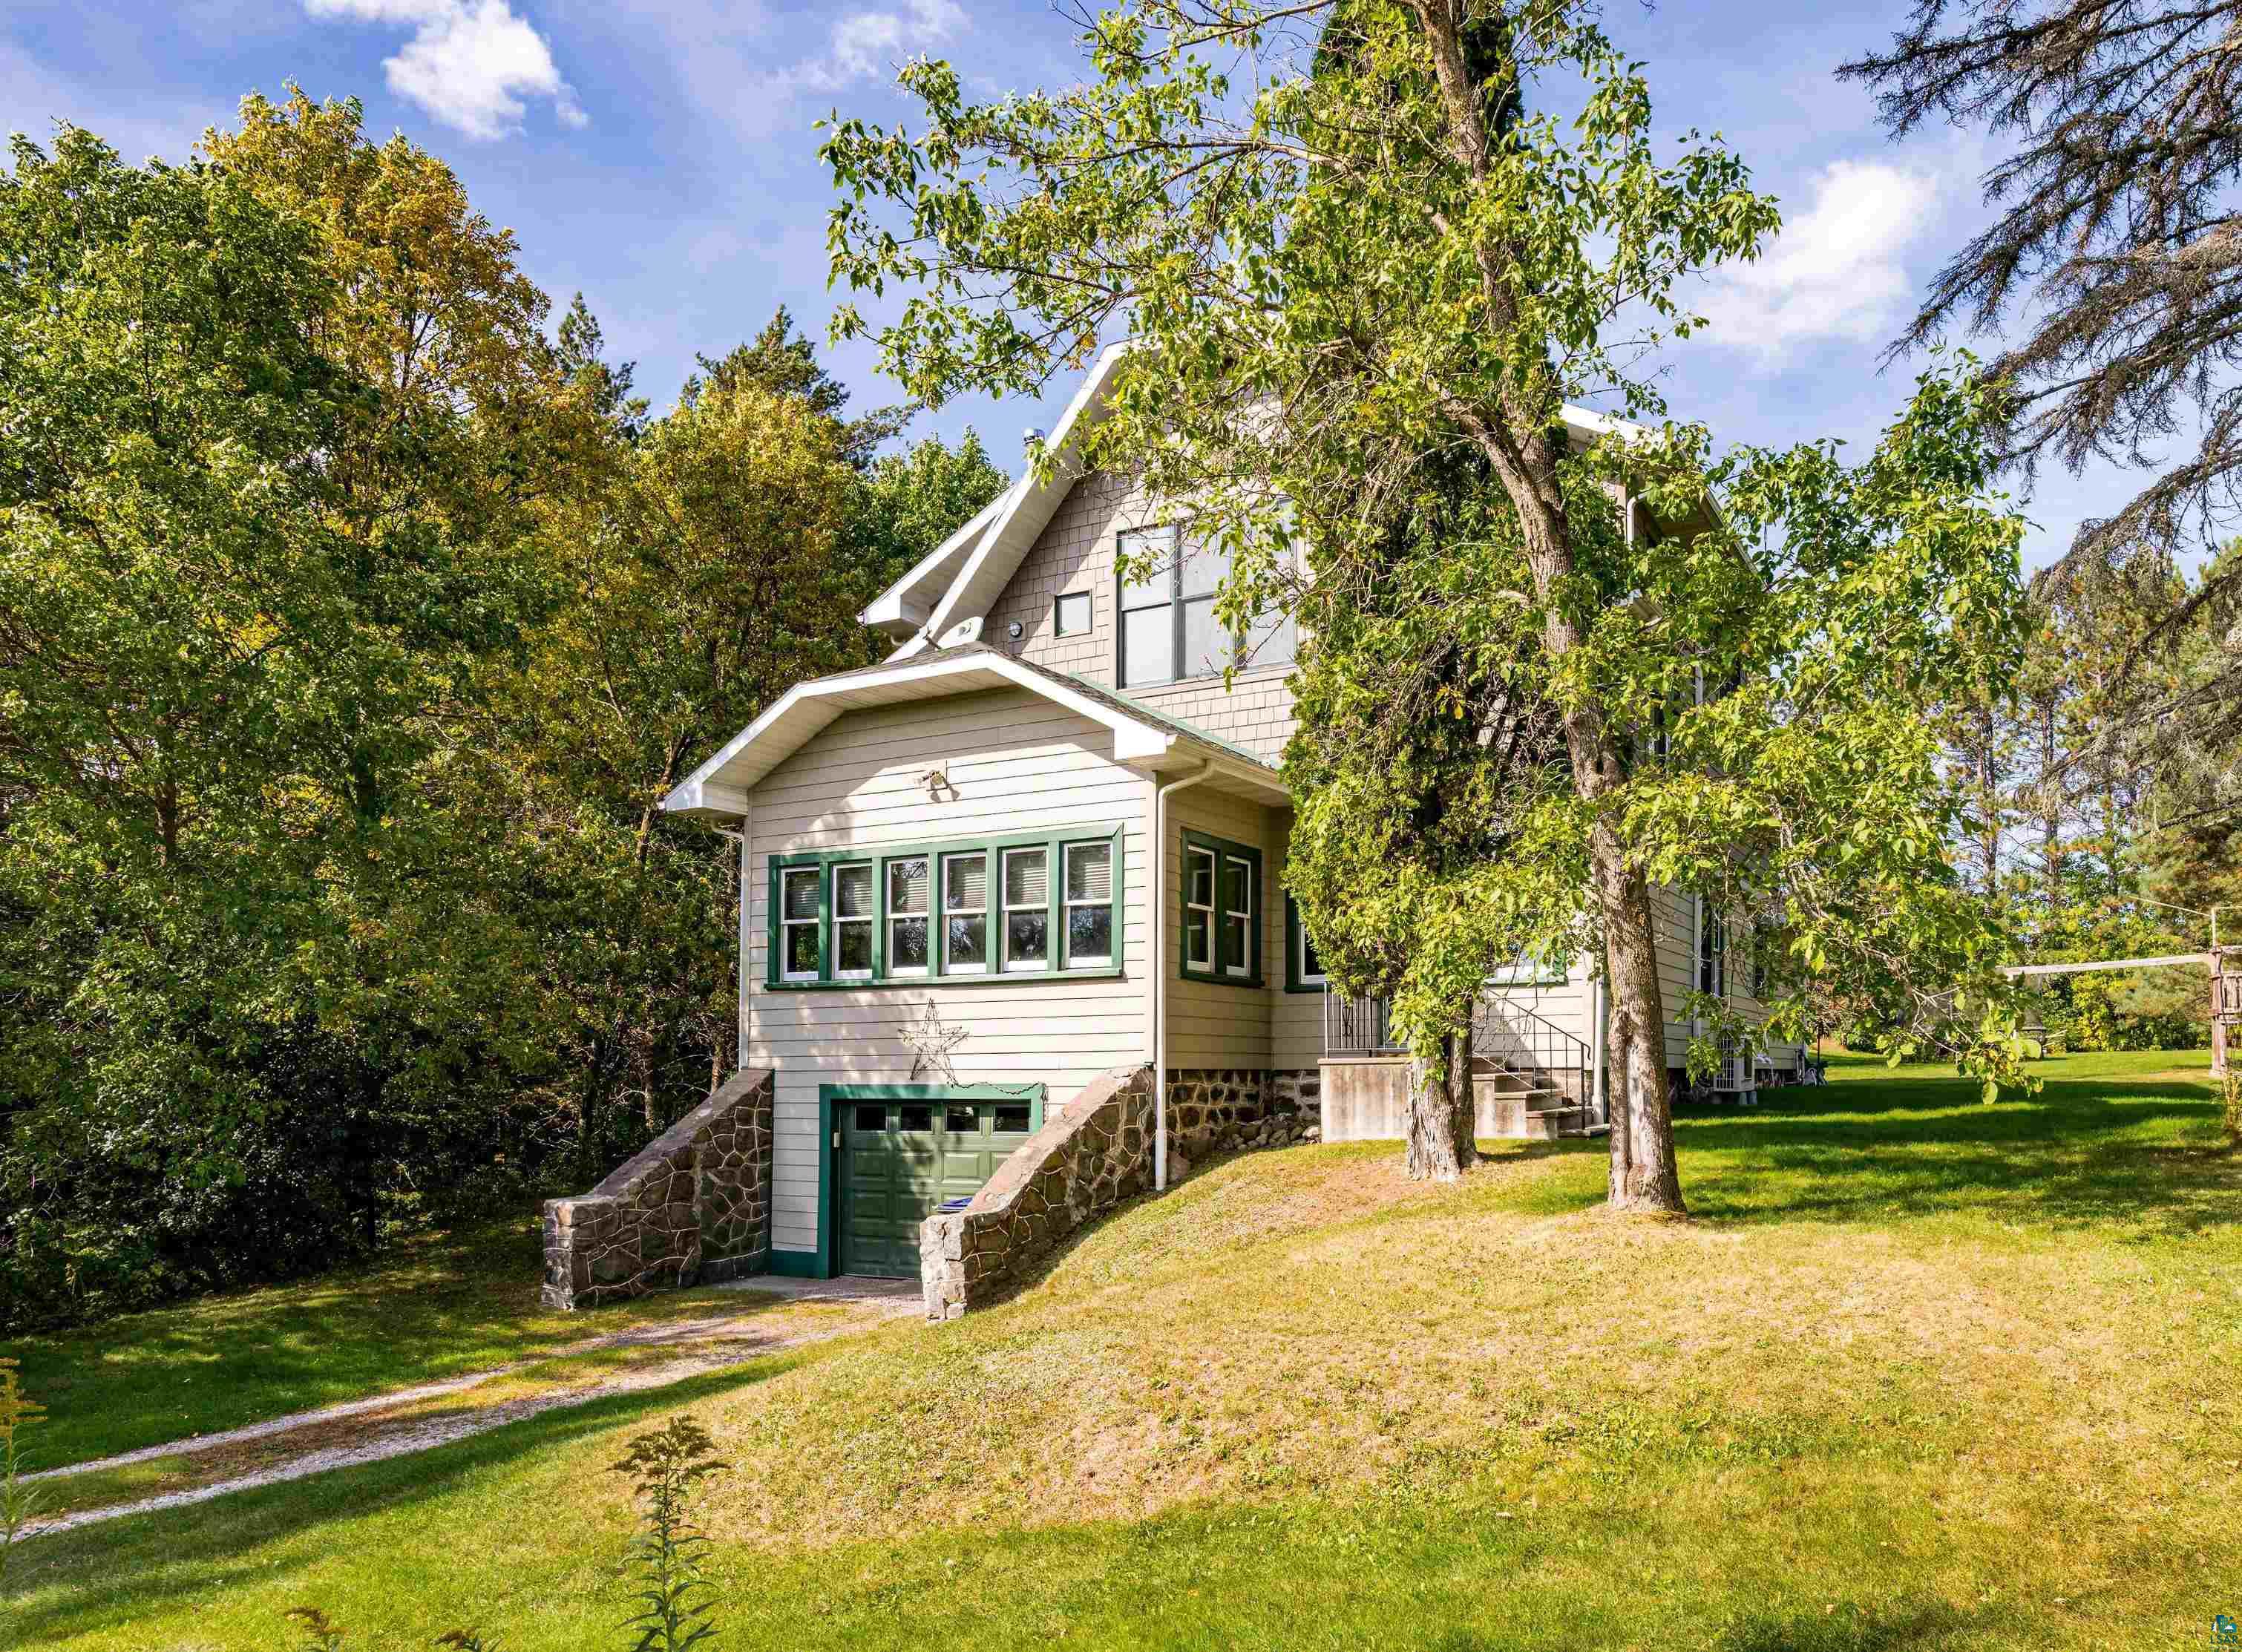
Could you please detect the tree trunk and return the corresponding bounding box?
[1409,0,1684,1212]
[1596,824,1685,1213]
[1405,1023,1477,1181]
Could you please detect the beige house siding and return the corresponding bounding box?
[1648,887,1803,1072]
[744,687,1151,1260]
[1130,674,1296,766]
[1161,784,1279,1072]
[983,467,1299,764]
[983,468,1144,682]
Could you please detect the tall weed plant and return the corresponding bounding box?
[275,1415,726,1650]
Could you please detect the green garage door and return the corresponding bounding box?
[836,1098,1038,1278]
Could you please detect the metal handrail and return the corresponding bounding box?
[1323,991,1405,1056]
[1320,983,1606,1132]
[1475,991,1603,1130]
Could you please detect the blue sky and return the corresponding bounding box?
[1,0,2142,570]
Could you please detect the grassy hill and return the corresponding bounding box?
[7,1049,2237,1651]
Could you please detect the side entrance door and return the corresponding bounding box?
[833,1092,1040,1278]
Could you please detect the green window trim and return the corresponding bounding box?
[1284,894,1327,993]
[1179,829,1263,987]
[765,824,1126,990]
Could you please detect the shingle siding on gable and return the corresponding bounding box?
[984,468,1298,765]
[984,468,1142,682]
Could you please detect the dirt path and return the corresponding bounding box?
[22,1276,920,1538]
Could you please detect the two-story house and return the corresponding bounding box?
[660,344,1803,1282]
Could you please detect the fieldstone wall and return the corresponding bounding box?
[1267,1068,1320,1121]
[541,1066,773,1311]
[1202,1068,1320,1154]
[1166,1067,1265,1154]
[920,1065,1153,1320]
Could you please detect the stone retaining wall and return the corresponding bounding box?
[1267,1067,1320,1121]
[1166,1067,1265,1153]
[920,1065,1153,1320]
[541,1066,773,1311]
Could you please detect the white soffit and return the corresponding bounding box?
[658,646,1281,819]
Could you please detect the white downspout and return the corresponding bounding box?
[1590,973,1608,1128]
[717,810,753,1072]
[1150,761,1213,1191]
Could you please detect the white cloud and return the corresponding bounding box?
[304,0,586,140]
[790,0,966,94]
[1697,158,1941,364]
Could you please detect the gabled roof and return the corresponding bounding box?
[660,643,1286,821]
[856,340,1678,657]
[857,343,1130,655]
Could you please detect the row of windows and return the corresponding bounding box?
[768,826,1329,991]
[773,831,1119,985]
[1037,525,1300,689]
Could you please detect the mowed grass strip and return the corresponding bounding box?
[0,1216,838,1471]
[9,1050,2238,1651]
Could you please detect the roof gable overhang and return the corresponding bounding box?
[856,347,1699,656]
[855,343,1131,658]
[661,646,1288,820]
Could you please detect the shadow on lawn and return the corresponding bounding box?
[1,1218,804,1470]
[1668,1069,2238,1238]
[2,1354,802,1642]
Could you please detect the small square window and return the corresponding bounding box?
[946,1106,980,1133]
[994,1106,1032,1133]
[853,1104,885,1132]
[1054,591,1092,636]
[899,1104,934,1133]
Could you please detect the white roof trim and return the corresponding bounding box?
[661,646,1265,819]
[894,341,1133,661]
[856,489,1011,638]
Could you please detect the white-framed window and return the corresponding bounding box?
[832,862,874,979]
[1063,840,1114,967]
[1181,833,1260,984]
[1222,854,1254,978]
[1053,591,1092,637]
[779,865,822,983]
[887,856,930,977]
[1183,845,1216,972]
[942,850,989,974]
[1002,846,1050,970]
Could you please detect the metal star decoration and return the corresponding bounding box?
[900,997,968,1084]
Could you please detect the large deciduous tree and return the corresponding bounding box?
[0,96,1009,1328]
[824,0,2031,1203]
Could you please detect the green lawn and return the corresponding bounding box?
[7,1049,2237,1651]
[0,1216,804,1471]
